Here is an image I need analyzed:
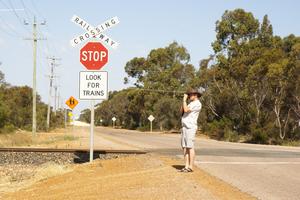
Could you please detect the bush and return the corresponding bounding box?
[224,130,240,142]
[137,126,150,132]
[0,123,16,133]
[206,118,233,140]
[247,128,268,144]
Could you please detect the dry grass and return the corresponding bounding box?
[0,128,78,148]
[0,162,72,198]
[33,162,72,181]
[0,131,33,147]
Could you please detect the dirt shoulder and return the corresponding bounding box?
[3,154,256,200]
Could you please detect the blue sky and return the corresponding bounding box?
[0,0,300,117]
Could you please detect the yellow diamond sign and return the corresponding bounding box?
[65,96,79,110]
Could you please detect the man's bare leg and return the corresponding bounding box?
[188,148,195,170]
[184,148,190,169]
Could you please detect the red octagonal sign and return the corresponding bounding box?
[80,42,108,70]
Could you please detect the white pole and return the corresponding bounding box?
[46,61,54,131]
[150,121,152,132]
[64,108,67,128]
[90,100,95,162]
[32,17,37,136]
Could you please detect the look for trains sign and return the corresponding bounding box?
[79,71,108,100]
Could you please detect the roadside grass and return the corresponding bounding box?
[0,162,72,196]
[0,128,79,148]
[282,140,300,147]
[33,162,72,181]
[0,131,33,147]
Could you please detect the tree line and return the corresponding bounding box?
[0,70,65,133]
[79,9,300,144]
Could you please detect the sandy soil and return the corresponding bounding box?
[3,154,256,200]
[1,125,256,200]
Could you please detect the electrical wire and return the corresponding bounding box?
[19,0,32,22]
[0,16,21,37]
[0,0,31,34]
[29,0,45,20]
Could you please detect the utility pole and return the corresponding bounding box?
[57,90,61,111]
[54,85,58,115]
[46,56,60,131]
[55,85,61,113]
[24,16,46,136]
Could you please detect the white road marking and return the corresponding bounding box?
[196,161,300,165]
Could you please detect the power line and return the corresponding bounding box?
[0,8,23,11]
[19,0,32,21]
[131,87,186,95]
[0,0,30,34]
[0,16,21,37]
[28,0,54,57]
[7,0,29,32]
[30,0,45,20]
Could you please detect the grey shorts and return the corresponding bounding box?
[181,127,196,148]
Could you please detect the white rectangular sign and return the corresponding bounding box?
[79,71,108,100]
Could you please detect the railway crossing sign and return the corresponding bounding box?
[70,15,119,49]
[80,42,108,70]
[70,14,120,163]
[65,96,79,110]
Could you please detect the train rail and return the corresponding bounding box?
[0,147,147,154]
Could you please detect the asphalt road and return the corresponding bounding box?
[95,126,300,200]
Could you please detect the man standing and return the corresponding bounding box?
[180,88,202,172]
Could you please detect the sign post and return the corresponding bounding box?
[148,115,155,132]
[71,14,119,163]
[90,100,95,162]
[112,117,116,128]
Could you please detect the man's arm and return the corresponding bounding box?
[182,94,191,113]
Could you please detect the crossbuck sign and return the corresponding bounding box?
[70,15,120,49]
[70,14,119,163]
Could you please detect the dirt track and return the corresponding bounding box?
[3,154,256,200]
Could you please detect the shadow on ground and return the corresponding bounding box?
[172,165,185,170]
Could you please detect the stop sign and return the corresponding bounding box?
[80,42,108,70]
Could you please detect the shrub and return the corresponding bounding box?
[247,127,268,144]
[206,118,233,140]
[0,123,16,133]
[224,130,240,142]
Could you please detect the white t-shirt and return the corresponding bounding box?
[181,100,202,129]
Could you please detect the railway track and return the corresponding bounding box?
[0,147,147,154]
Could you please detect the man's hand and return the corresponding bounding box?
[182,94,190,113]
[183,94,188,102]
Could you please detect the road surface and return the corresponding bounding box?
[94,126,300,200]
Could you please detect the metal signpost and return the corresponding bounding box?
[112,117,116,128]
[148,115,155,132]
[71,14,119,162]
